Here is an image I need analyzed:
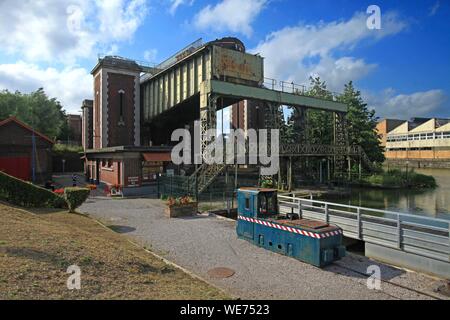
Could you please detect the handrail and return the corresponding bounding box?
[278,195,450,225]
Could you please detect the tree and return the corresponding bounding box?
[337,81,385,164]
[305,76,334,145]
[0,88,68,139]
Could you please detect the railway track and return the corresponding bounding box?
[330,262,446,300]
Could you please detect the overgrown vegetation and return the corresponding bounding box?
[358,169,437,189]
[64,187,90,213]
[53,143,83,154]
[0,171,66,208]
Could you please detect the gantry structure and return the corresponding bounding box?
[139,38,373,193]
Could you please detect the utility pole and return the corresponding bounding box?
[235,103,239,190]
[31,130,36,183]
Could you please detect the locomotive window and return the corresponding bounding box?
[258,193,277,217]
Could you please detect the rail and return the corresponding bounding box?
[262,77,342,101]
[277,195,450,263]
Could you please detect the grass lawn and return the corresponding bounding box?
[0,202,229,300]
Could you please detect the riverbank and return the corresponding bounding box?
[353,169,437,189]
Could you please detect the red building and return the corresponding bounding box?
[82,56,173,196]
[0,117,54,183]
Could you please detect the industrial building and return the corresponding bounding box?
[378,118,450,168]
[81,37,369,196]
[66,114,82,145]
[0,117,54,182]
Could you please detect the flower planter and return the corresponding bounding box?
[165,202,198,218]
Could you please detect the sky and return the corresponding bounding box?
[0,0,449,121]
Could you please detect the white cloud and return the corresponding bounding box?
[251,11,407,91]
[0,62,92,114]
[0,0,148,63]
[429,1,440,16]
[365,89,447,119]
[169,0,194,15]
[194,0,267,37]
[143,49,158,62]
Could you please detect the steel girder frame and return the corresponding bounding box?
[199,80,351,188]
[260,102,280,186]
[333,111,349,178]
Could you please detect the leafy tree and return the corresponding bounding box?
[337,81,385,164]
[305,76,334,145]
[0,88,68,139]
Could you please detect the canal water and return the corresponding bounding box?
[319,168,450,221]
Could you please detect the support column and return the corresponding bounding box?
[333,111,348,179]
[199,93,217,163]
[288,157,292,191]
[259,102,279,186]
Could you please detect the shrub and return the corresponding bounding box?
[0,171,66,208]
[64,187,90,213]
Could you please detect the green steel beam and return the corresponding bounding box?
[206,80,347,112]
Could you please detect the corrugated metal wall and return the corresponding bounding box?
[141,45,263,122]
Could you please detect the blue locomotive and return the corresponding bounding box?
[236,187,346,267]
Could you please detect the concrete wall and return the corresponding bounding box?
[366,242,450,279]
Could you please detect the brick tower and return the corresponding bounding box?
[91,56,142,149]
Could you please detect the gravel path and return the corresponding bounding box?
[79,197,445,300]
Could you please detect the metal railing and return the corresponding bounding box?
[262,77,342,101]
[278,195,450,263]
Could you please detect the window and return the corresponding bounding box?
[118,89,125,126]
[245,197,250,210]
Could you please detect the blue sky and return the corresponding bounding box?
[0,0,449,120]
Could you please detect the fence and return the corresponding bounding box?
[278,194,450,263]
[157,173,259,212]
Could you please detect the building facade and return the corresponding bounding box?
[67,114,82,145]
[379,118,450,167]
[0,117,54,182]
[83,56,173,196]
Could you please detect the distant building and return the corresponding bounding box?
[230,100,265,134]
[81,99,93,151]
[0,117,54,182]
[376,119,405,147]
[67,114,82,145]
[377,118,450,167]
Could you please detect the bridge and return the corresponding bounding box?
[278,193,450,279]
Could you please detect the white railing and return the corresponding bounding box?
[278,194,450,263]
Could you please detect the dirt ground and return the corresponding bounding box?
[0,202,229,300]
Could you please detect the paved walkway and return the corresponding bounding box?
[78,197,448,300]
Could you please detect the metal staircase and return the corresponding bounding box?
[186,163,227,195]
[357,145,375,172]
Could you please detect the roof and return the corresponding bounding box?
[0,117,54,144]
[238,187,277,193]
[142,152,172,162]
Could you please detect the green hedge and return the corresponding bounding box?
[0,171,66,208]
[64,187,90,213]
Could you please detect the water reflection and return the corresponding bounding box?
[319,168,450,220]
